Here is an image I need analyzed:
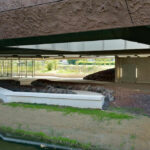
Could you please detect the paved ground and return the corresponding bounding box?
[0,104,150,150]
[104,83,150,115]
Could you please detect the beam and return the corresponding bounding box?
[0,25,150,47]
[1,46,150,56]
[1,25,150,47]
[0,27,131,46]
[123,26,150,45]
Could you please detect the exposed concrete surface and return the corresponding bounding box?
[0,0,58,12]
[73,90,102,95]
[0,0,132,39]
[0,104,150,150]
[127,0,150,25]
[0,0,150,40]
[116,57,150,83]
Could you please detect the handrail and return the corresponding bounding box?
[0,133,81,150]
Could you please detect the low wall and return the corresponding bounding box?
[0,88,105,109]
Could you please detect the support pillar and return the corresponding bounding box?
[2,60,4,77]
[11,59,13,77]
[19,58,21,78]
[26,59,27,78]
[32,59,34,77]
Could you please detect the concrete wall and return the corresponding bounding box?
[116,57,150,83]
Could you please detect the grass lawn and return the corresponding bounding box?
[4,103,133,120]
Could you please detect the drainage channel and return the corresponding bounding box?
[0,134,81,150]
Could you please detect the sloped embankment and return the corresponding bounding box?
[84,68,115,82]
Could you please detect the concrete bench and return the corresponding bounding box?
[0,87,105,109]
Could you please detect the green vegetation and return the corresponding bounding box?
[0,126,96,150]
[35,58,115,76]
[67,59,77,65]
[77,61,114,66]
[47,63,53,71]
[4,103,133,120]
[131,145,135,150]
[0,58,115,77]
[130,134,136,140]
[47,60,58,71]
[76,58,114,66]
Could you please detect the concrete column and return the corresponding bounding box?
[17,60,19,77]
[0,60,2,77]
[6,60,8,77]
[26,59,27,78]
[115,56,121,83]
[32,59,34,77]
[11,59,13,77]
[1,60,3,77]
[0,61,1,77]
[19,58,21,78]
[34,60,35,77]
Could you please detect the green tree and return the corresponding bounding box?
[47,60,58,71]
[67,60,77,65]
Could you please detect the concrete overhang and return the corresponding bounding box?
[0,0,150,57]
[0,0,150,46]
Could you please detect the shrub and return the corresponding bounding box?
[47,63,53,71]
